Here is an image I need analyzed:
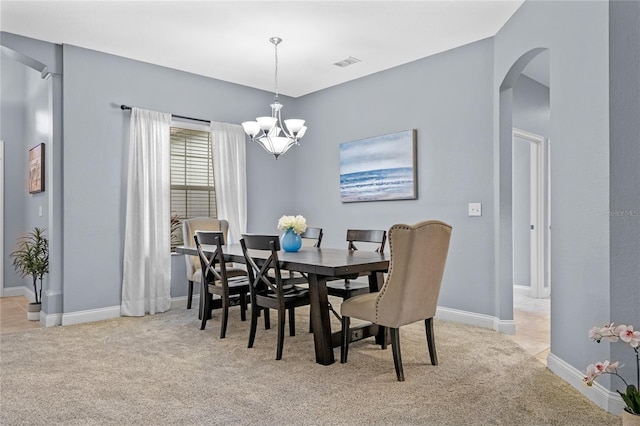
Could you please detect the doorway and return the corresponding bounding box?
[513,128,548,299]
[511,129,550,364]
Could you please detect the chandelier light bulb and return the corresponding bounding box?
[241,121,260,138]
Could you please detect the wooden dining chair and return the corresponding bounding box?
[240,234,311,360]
[182,217,246,314]
[326,229,387,300]
[340,221,452,381]
[194,231,250,338]
[300,227,323,248]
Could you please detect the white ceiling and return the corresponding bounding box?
[1,1,525,97]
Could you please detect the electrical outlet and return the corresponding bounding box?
[468,203,482,217]
[38,205,43,217]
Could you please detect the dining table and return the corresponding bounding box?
[176,243,389,365]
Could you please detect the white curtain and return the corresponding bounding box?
[211,122,247,244]
[121,108,172,316]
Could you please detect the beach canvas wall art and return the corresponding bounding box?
[340,130,417,202]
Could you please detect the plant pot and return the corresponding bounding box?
[622,410,640,426]
[27,302,41,321]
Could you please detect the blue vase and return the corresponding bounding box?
[281,228,302,252]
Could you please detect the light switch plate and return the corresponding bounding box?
[468,203,482,217]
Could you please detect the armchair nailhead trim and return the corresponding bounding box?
[375,224,412,322]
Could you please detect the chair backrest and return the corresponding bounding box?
[182,217,229,280]
[240,234,286,300]
[375,221,452,328]
[194,231,228,287]
[300,227,323,248]
[346,229,386,253]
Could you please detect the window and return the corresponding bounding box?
[170,126,217,247]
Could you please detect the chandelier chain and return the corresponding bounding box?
[273,41,279,99]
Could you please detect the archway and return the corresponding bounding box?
[497,48,550,358]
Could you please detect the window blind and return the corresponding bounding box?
[170,127,218,232]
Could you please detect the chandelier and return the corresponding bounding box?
[242,37,307,159]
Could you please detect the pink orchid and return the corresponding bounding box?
[618,325,640,348]
[585,322,640,415]
[606,361,620,372]
[584,363,604,385]
[589,323,620,342]
[584,361,620,386]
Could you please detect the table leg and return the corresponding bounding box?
[308,273,335,365]
[369,272,388,347]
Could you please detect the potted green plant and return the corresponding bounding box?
[10,227,49,320]
[584,323,640,425]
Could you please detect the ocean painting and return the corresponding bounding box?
[340,130,417,202]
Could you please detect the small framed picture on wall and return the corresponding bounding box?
[29,143,45,194]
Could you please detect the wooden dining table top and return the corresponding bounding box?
[176,244,389,277]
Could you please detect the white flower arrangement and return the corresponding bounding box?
[277,215,307,235]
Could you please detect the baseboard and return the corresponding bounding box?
[170,294,199,310]
[41,311,62,327]
[513,285,531,295]
[24,286,36,302]
[59,295,200,326]
[435,306,516,334]
[493,317,516,334]
[61,306,121,326]
[1,286,25,297]
[547,352,625,415]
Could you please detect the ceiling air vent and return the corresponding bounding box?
[334,56,361,68]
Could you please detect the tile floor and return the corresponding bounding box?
[0,296,43,334]
[509,290,551,365]
[1,292,551,366]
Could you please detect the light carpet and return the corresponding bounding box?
[0,305,619,425]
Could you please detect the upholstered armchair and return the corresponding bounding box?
[340,220,452,381]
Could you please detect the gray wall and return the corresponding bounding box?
[1,58,27,289]
[494,0,611,377]
[609,0,640,384]
[2,33,298,310]
[1,32,62,313]
[24,61,50,234]
[295,38,496,316]
[513,75,550,137]
[61,44,296,312]
[1,54,50,292]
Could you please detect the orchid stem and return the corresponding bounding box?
[633,347,640,390]
[609,372,630,388]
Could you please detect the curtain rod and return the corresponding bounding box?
[120,105,211,124]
